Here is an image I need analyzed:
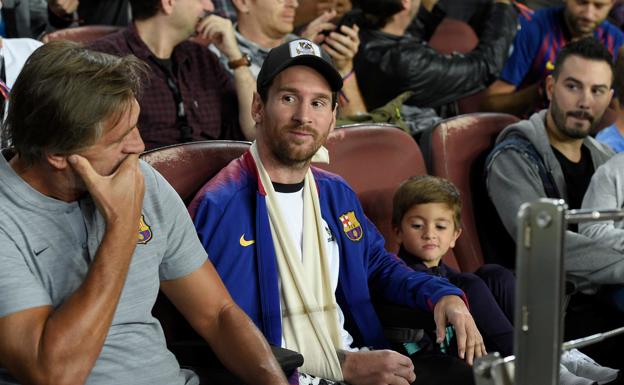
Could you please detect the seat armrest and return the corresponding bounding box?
[170,342,303,385]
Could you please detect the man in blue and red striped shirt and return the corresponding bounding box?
[482,0,624,116]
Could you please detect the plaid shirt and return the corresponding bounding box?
[90,24,242,150]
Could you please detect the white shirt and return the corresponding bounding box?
[274,188,357,351]
[1,38,42,88]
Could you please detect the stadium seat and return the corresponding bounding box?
[429,18,478,55]
[427,113,520,272]
[428,18,486,115]
[141,140,250,204]
[41,25,122,43]
[319,124,460,270]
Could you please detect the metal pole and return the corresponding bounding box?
[565,209,624,223]
[474,203,624,385]
[514,199,566,385]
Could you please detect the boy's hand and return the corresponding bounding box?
[433,295,487,365]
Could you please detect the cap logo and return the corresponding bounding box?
[289,39,321,58]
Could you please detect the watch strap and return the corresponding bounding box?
[228,54,251,70]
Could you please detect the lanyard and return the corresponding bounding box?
[151,57,193,143]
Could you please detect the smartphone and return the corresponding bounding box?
[321,9,361,36]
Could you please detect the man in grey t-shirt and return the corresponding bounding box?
[0,41,288,385]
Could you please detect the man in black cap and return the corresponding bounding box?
[189,38,484,385]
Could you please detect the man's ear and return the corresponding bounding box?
[545,74,555,102]
[329,102,337,131]
[231,0,249,14]
[160,0,175,15]
[252,92,264,123]
[46,153,70,171]
[607,88,615,106]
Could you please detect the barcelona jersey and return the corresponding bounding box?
[500,6,624,89]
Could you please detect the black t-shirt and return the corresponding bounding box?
[551,144,594,210]
[272,180,305,193]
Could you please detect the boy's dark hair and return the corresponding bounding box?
[392,175,462,230]
[352,0,404,29]
[6,41,149,165]
[129,0,161,20]
[552,37,614,84]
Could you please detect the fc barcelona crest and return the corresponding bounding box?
[339,211,363,242]
[137,215,153,245]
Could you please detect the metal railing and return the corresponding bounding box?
[474,199,624,385]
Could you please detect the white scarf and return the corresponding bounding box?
[250,143,343,380]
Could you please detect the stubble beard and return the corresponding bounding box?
[271,124,327,168]
[550,93,597,140]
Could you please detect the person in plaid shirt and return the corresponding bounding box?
[90,0,256,150]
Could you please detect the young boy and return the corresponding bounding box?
[392,175,514,356]
[392,175,619,385]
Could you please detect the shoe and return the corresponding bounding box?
[602,371,624,385]
[561,349,619,384]
[560,363,598,385]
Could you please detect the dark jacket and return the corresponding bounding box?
[354,3,517,111]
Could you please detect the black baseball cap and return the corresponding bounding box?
[257,39,343,95]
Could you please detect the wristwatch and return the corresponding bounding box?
[228,54,252,70]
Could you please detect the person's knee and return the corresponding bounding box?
[455,272,490,295]
[476,264,514,287]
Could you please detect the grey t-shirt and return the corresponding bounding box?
[0,154,207,385]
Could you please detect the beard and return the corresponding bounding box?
[565,10,604,36]
[269,123,328,167]
[550,93,601,139]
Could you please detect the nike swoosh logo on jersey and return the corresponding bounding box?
[239,234,255,247]
[33,246,49,256]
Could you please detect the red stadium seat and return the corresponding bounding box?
[427,113,520,272]
[428,18,478,55]
[41,25,123,43]
[428,18,487,115]
[141,140,250,204]
[319,124,461,269]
